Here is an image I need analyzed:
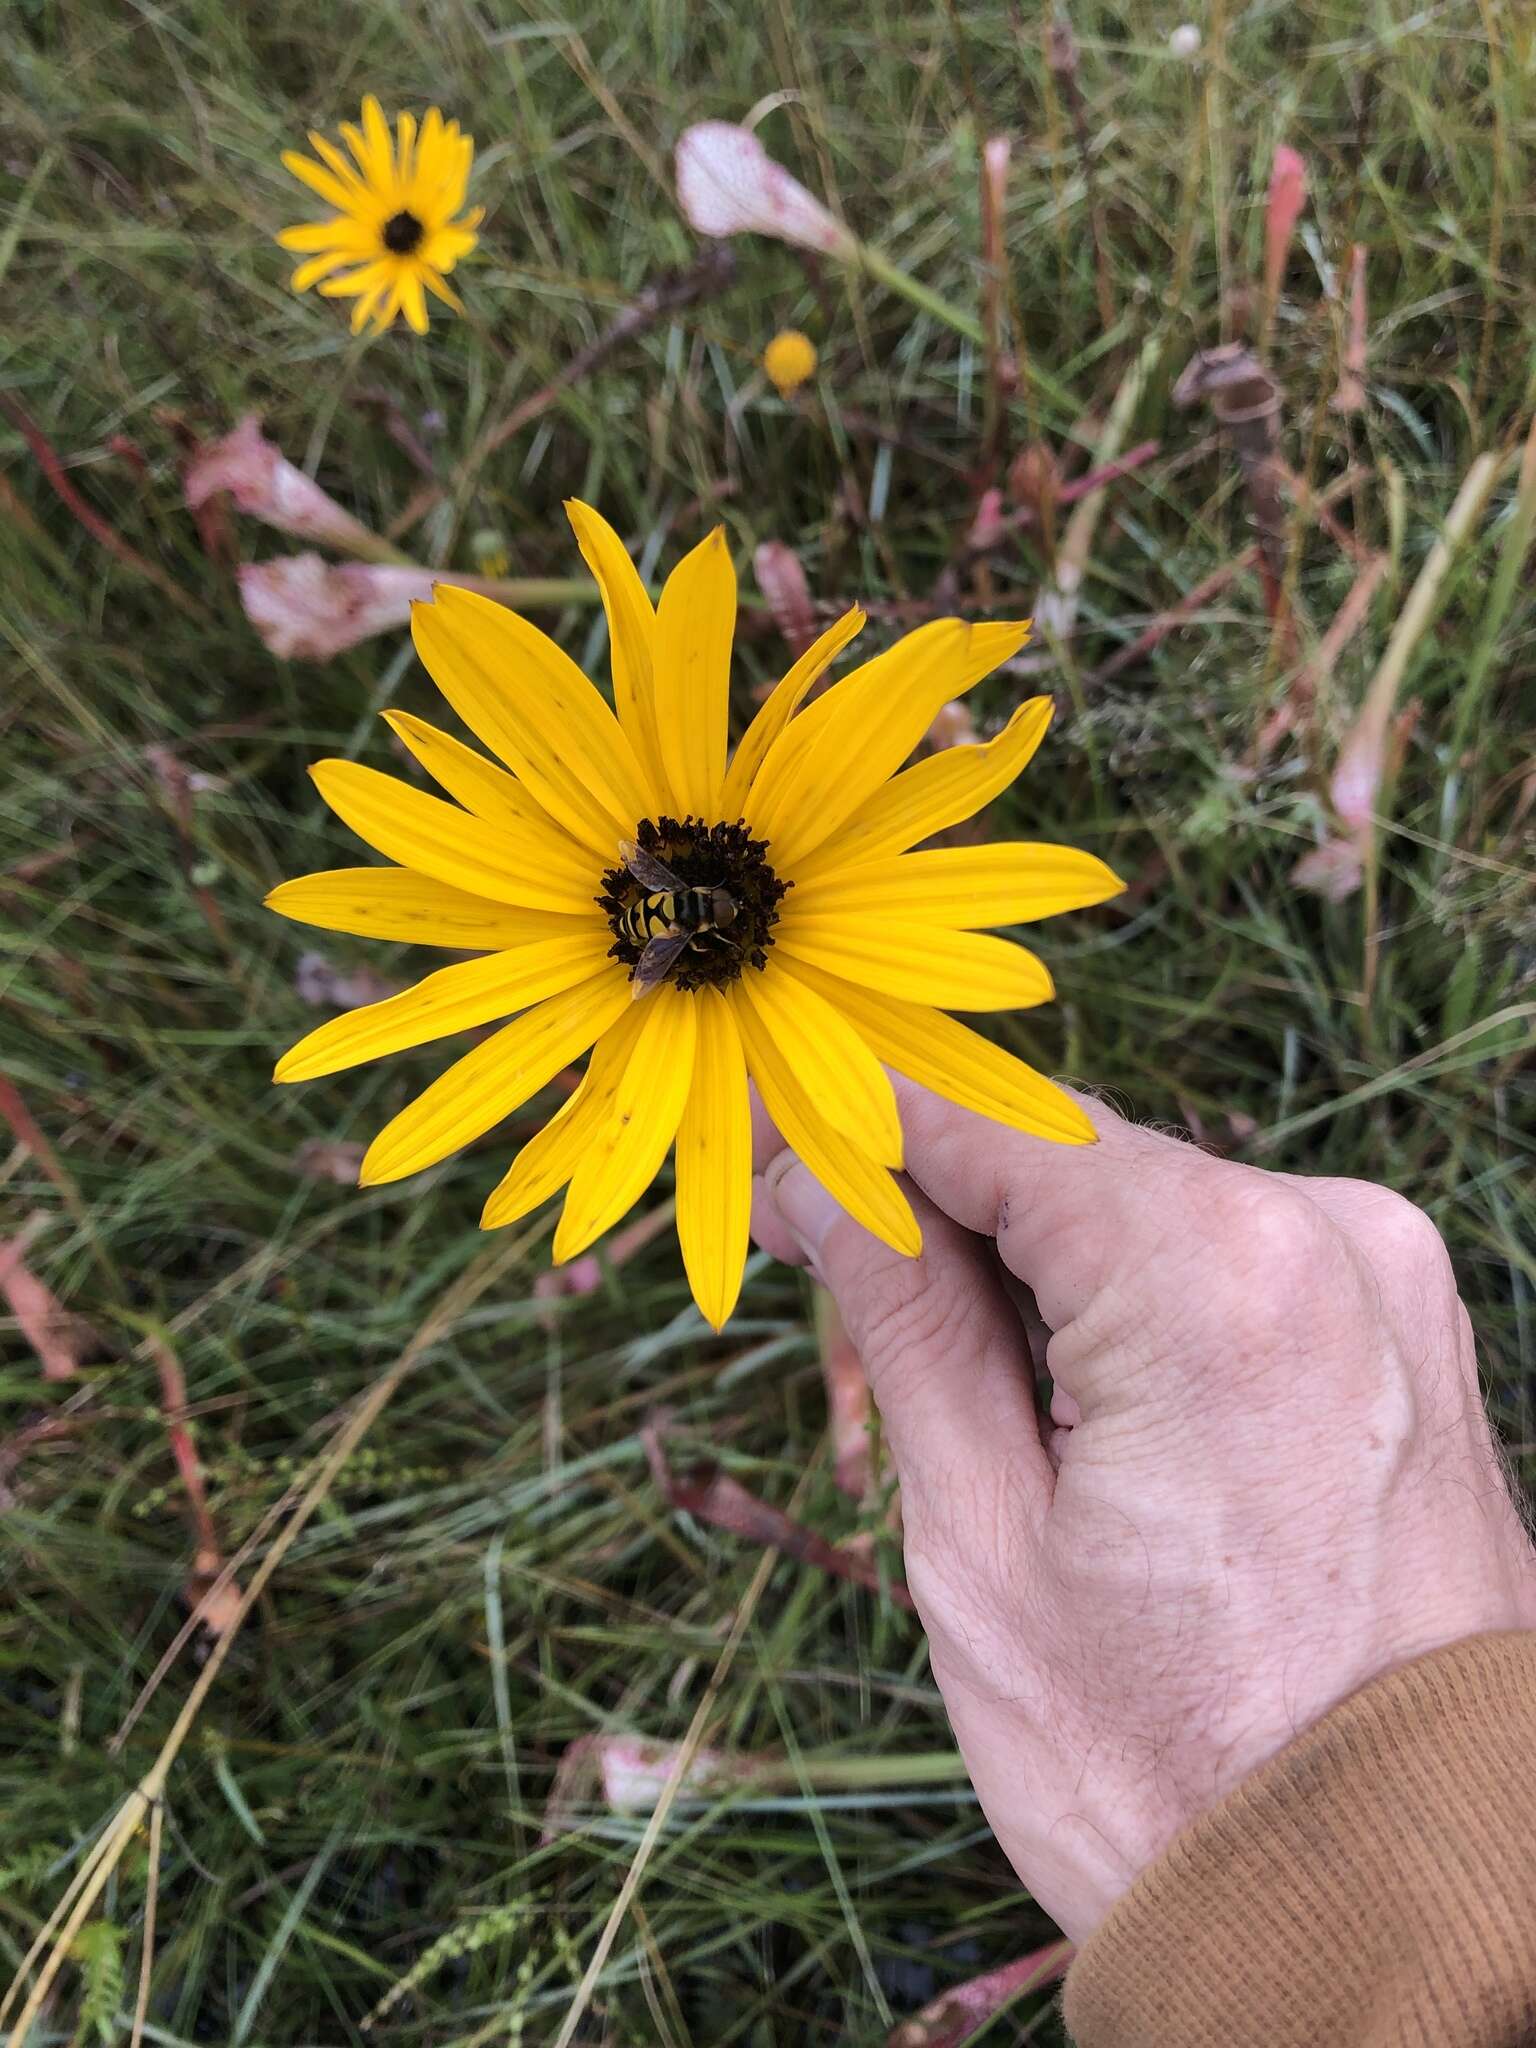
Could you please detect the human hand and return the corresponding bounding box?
[753,1082,1536,1940]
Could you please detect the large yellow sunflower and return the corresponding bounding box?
[268,506,1123,1328]
[277,95,482,335]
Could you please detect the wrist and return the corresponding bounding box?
[1063,1631,1536,2047]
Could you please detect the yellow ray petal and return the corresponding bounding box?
[421,267,465,312]
[783,958,1095,1144]
[774,918,1053,1010]
[788,843,1124,928]
[480,1006,648,1229]
[674,989,751,1330]
[310,760,598,913]
[357,96,396,188]
[422,123,465,213]
[746,619,1030,868]
[652,528,734,818]
[744,616,965,839]
[319,258,390,300]
[479,1073,591,1230]
[275,929,613,1082]
[732,985,920,1257]
[398,268,429,334]
[414,108,445,184]
[382,711,570,843]
[411,587,651,857]
[282,150,361,213]
[718,607,866,820]
[552,985,697,1261]
[564,500,666,808]
[305,131,369,198]
[797,698,1054,876]
[290,251,360,292]
[360,966,631,1185]
[277,219,368,253]
[439,130,474,215]
[265,867,585,948]
[421,226,478,270]
[352,281,391,332]
[736,965,902,1167]
[395,110,417,186]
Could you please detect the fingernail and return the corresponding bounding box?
[766,1156,840,1258]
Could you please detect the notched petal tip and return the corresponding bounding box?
[562,497,609,548]
[968,617,1033,666]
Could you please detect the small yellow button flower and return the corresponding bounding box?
[277,95,483,336]
[762,329,818,398]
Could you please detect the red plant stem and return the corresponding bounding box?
[471,244,736,470]
[1089,546,1259,684]
[934,441,1161,599]
[148,1336,224,1567]
[0,1076,74,1199]
[979,137,1011,480]
[0,393,208,619]
[1046,14,1115,335]
[886,1939,1074,2046]
[644,1422,915,1611]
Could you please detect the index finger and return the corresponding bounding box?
[885,1076,1243,1336]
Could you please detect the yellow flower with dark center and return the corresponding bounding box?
[763,328,818,397]
[277,95,482,335]
[267,506,1123,1328]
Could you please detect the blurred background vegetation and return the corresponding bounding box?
[2,0,1533,2040]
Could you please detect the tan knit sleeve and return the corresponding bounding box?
[1063,1632,1536,2048]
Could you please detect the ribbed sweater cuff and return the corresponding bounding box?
[1063,1631,1536,2048]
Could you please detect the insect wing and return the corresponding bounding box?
[630,928,693,998]
[619,838,686,894]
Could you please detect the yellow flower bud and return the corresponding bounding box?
[762,329,818,398]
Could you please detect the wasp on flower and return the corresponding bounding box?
[267,507,1123,1328]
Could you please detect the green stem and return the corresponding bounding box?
[856,241,985,346]
[789,1750,972,1790]
[332,528,419,568]
[856,241,1080,410]
[1445,416,1536,781]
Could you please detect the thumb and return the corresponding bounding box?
[763,1149,1054,1510]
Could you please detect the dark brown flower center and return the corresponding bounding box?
[598,817,788,994]
[381,210,425,255]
